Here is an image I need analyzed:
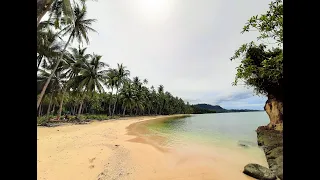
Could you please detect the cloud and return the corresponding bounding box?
[214,91,255,104]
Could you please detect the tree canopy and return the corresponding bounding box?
[231,0,283,100]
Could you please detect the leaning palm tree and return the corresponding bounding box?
[37,3,96,110]
[73,54,108,119]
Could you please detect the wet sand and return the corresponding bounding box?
[37,114,266,180]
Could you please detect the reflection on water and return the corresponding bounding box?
[147,112,269,162]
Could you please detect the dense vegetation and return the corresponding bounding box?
[191,105,217,114]
[37,1,193,125]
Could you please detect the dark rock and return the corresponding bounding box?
[275,155,283,167]
[267,159,276,169]
[243,163,276,180]
[256,126,283,180]
[115,144,120,147]
[266,147,283,159]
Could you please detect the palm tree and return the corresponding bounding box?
[37,28,63,72]
[143,78,148,85]
[38,61,67,118]
[73,54,108,119]
[37,0,87,27]
[157,85,164,114]
[37,3,97,110]
[55,46,91,120]
[111,64,130,116]
[105,69,118,115]
[119,81,136,116]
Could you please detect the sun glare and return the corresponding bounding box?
[135,0,173,21]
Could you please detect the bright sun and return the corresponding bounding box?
[134,0,173,21]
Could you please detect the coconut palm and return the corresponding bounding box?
[105,69,118,115]
[37,3,97,110]
[119,81,136,116]
[73,54,108,118]
[37,28,63,72]
[55,46,91,120]
[111,64,130,116]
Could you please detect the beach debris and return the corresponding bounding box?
[115,144,120,147]
[238,143,249,148]
[243,163,276,180]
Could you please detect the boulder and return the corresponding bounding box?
[243,163,276,180]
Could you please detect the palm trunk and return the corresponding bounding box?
[77,93,86,119]
[123,106,126,116]
[46,93,53,116]
[112,88,119,117]
[108,103,112,116]
[38,104,42,117]
[77,101,83,119]
[57,87,67,120]
[37,34,73,109]
[52,104,56,114]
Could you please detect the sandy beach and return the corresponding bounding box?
[37,115,262,180]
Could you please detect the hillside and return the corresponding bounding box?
[194,104,226,113]
[192,103,262,113]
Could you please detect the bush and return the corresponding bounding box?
[37,116,49,126]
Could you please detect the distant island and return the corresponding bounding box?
[191,103,263,114]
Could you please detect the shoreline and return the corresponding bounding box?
[37,114,189,180]
[38,114,264,180]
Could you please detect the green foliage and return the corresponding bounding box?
[37,116,49,125]
[191,105,216,114]
[231,0,283,99]
[241,0,283,45]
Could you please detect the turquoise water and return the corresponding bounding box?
[147,112,269,163]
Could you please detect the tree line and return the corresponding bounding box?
[37,1,193,123]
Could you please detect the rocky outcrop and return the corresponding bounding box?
[256,126,283,180]
[243,163,277,180]
[264,95,283,129]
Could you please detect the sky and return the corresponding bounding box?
[58,0,273,110]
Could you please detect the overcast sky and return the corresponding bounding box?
[64,0,272,110]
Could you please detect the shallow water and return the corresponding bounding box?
[147,112,269,165]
